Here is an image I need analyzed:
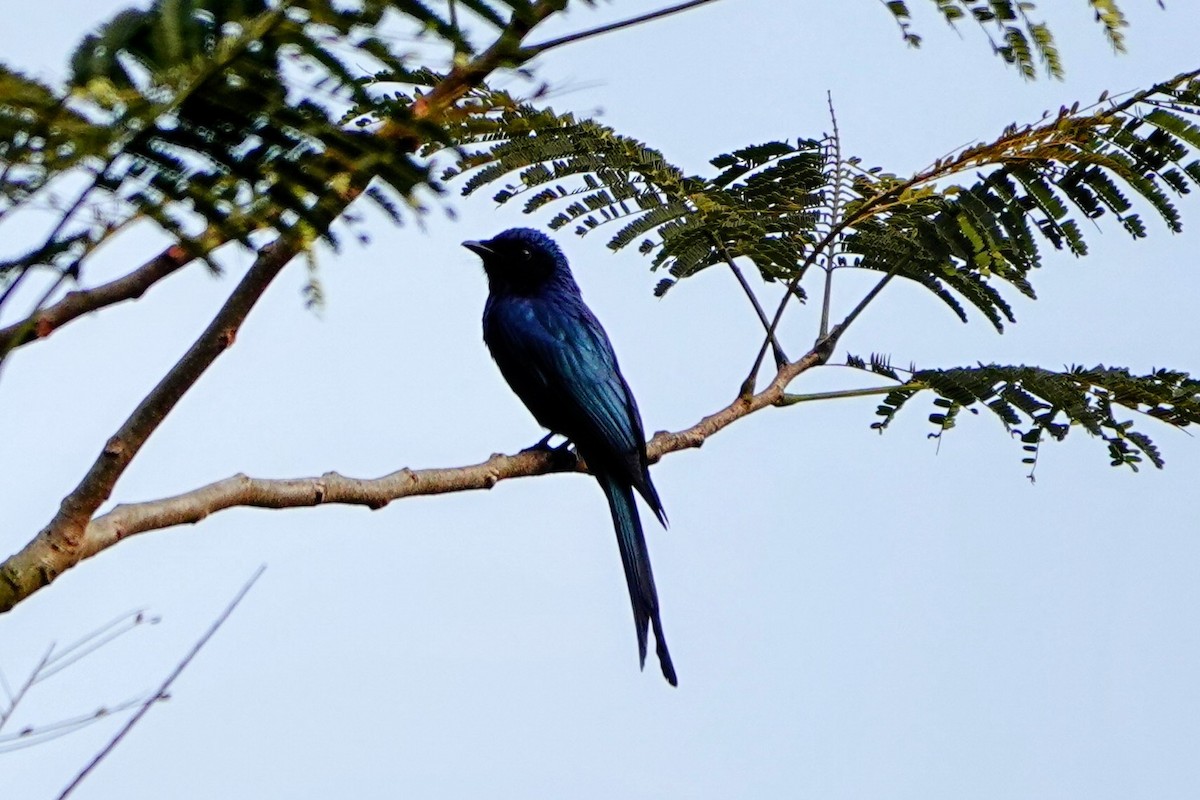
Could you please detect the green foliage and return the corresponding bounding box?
[881,0,1142,78]
[1,0,1192,478]
[866,363,1200,475]
[445,72,1200,325]
[442,67,1200,473]
[62,0,443,258]
[440,96,825,294]
[846,74,1200,331]
[0,0,1155,320]
[0,0,542,312]
[1088,0,1132,52]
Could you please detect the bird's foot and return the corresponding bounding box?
[521,433,572,455]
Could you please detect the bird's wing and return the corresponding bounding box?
[485,296,645,465]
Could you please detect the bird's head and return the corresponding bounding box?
[462,227,575,295]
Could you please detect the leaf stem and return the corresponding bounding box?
[777,381,924,406]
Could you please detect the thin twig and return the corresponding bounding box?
[710,236,787,366]
[0,645,53,734]
[740,278,809,397]
[57,566,265,800]
[525,0,725,54]
[0,609,158,744]
[40,610,159,681]
[0,694,159,755]
[817,268,899,355]
[723,255,787,365]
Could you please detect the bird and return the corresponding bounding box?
[463,227,677,686]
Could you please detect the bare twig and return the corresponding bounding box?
[525,0,726,54]
[56,567,265,800]
[0,694,161,755]
[0,610,158,734]
[714,246,787,366]
[39,610,160,681]
[0,646,52,734]
[0,247,192,357]
[813,266,900,357]
[0,666,13,704]
[832,270,895,335]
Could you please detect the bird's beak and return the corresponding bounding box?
[462,240,492,258]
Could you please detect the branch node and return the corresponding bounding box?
[812,324,842,363]
[315,471,340,503]
[102,437,127,459]
[36,565,55,589]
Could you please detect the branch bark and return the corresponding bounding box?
[0,343,830,612]
[0,246,192,357]
[0,1,588,614]
[0,240,295,610]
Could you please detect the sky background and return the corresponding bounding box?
[2,2,1200,797]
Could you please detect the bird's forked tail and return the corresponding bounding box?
[595,470,677,686]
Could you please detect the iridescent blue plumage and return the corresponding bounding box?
[464,227,677,685]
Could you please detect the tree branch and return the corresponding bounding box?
[0,2,585,614]
[0,239,295,612]
[0,246,192,358]
[0,341,830,612]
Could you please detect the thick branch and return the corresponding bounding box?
[0,343,830,612]
[0,246,192,357]
[0,3,583,614]
[0,240,296,610]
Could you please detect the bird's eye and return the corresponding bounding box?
[519,247,532,261]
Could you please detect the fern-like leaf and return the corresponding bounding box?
[872,362,1199,473]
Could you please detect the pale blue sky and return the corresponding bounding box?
[3,2,1200,798]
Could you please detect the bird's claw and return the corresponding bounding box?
[521,433,572,455]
